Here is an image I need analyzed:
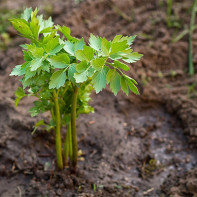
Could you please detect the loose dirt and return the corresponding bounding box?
[0,0,197,196]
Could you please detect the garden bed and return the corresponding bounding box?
[0,0,197,196]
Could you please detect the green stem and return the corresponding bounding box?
[68,121,73,160]
[53,90,63,170]
[63,125,69,167]
[189,0,197,76]
[71,86,79,172]
[63,121,72,167]
[167,0,172,27]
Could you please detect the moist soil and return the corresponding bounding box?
[0,0,197,196]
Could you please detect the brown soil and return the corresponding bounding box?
[0,0,197,196]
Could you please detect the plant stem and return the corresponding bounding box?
[63,126,69,167]
[189,0,197,76]
[53,90,63,170]
[167,0,172,27]
[68,121,73,160]
[63,121,72,167]
[71,86,79,172]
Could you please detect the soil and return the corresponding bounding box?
[0,0,197,196]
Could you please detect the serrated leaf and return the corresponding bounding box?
[30,58,43,71]
[120,77,129,96]
[68,63,76,83]
[112,35,123,43]
[30,14,40,39]
[9,18,34,40]
[112,60,129,71]
[74,38,85,53]
[91,57,106,71]
[110,40,128,55]
[92,67,109,93]
[89,34,101,51]
[76,61,89,73]
[74,71,88,83]
[21,8,32,21]
[57,25,78,42]
[44,36,59,53]
[23,51,33,61]
[110,53,122,60]
[106,69,114,84]
[123,52,143,63]
[101,37,111,56]
[49,70,67,89]
[124,75,138,85]
[38,15,53,34]
[47,53,70,68]
[10,65,22,76]
[125,77,139,95]
[64,41,74,55]
[127,35,136,45]
[75,46,94,61]
[14,87,27,106]
[25,68,37,80]
[28,45,44,58]
[49,44,64,55]
[109,71,121,95]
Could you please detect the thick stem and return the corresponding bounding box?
[63,126,69,167]
[63,121,72,167]
[71,86,79,172]
[68,121,73,160]
[53,90,63,170]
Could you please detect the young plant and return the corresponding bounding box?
[9,8,143,172]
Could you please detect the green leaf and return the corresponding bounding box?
[21,8,32,21]
[28,44,44,58]
[106,69,121,95]
[112,35,123,43]
[57,25,78,42]
[68,63,77,83]
[92,67,109,93]
[30,58,43,71]
[91,57,106,71]
[64,41,74,55]
[49,70,67,89]
[75,45,94,61]
[127,35,136,45]
[24,68,37,80]
[89,34,101,51]
[74,71,88,83]
[112,60,129,71]
[123,52,143,63]
[9,18,34,40]
[23,51,33,61]
[38,15,54,34]
[32,120,46,135]
[50,44,64,55]
[14,87,27,106]
[101,37,111,56]
[30,14,40,39]
[74,38,85,53]
[44,36,59,53]
[120,77,129,96]
[10,65,22,76]
[125,76,139,95]
[47,53,70,68]
[76,61,89,73]
[110,40,128,55]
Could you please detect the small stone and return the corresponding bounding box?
[56,189,62,196]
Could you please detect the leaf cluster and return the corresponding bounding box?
[10,8,142,131]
